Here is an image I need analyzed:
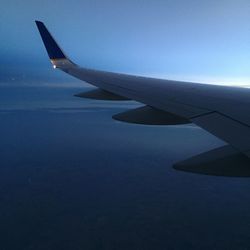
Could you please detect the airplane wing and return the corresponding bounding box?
[35,21,250,176]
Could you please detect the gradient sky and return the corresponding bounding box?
[1,0,250,85]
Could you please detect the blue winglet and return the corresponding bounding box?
[35,20,66,60]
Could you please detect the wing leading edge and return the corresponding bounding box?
[35,21,250,174]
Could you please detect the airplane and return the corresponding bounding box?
[35,21,250,176]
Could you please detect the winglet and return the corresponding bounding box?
[35,20,67,60]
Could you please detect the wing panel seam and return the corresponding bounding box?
[191,111,250,129]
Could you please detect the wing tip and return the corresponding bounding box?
[35,20,67,60]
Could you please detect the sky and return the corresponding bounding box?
[1,0,250,86]
[2,3,250,248]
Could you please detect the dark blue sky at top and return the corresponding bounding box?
[1,0,250,85]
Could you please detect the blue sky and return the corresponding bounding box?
[1,0,250,85]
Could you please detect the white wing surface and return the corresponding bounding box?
[36,21,250,175]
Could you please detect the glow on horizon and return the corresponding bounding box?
[1,0,250,89]
[136,72,250,88]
